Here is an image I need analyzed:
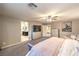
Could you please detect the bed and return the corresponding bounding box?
[26,37,79,56]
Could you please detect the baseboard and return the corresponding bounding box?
[32,37,42,40]
[1,41,27,49]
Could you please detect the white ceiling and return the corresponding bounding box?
[0,3,79,23]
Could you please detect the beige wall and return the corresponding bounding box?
[0,16,42,48]
[0,17,2,49]
[52,20,79,37]
[72,20,79,33]
[1,17,21,48]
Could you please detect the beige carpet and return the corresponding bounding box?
[0,37,47,56]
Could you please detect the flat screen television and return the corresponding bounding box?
[22,31,28,36]
[33,25,41,32]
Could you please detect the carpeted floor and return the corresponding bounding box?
[0,37,47,56]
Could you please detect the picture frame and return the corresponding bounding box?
[62,21,72,32]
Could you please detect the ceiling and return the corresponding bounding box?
[0,3,79,23]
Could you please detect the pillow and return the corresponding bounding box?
[70,34,76,40]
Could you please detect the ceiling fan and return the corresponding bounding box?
[28,16,59,23]
[27,3,59,22]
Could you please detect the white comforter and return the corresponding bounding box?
[26,37,64,56]
[26,37,79,56]
[58,39,79,56]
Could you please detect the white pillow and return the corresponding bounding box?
[70,34,76,40]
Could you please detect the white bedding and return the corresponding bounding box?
[26,37,79,56]
[26,37,64,56]
[58,39,79,56]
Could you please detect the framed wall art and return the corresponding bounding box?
[62,21,72,32]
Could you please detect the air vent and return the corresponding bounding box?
[28,3,38,9]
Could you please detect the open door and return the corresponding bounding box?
[21,21,29,42]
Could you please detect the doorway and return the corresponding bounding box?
[42,24,52,37]
[21,21,29,42]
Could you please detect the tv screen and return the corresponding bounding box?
[22,31,28,36]
[33,25,41,32]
